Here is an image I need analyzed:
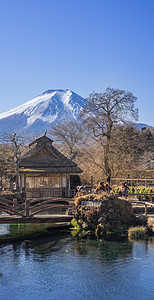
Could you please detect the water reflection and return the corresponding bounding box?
[0,235,154,300]
[75,239,133,262]
[0,212,10,236]
[0,234,133,264]
[0,224,10,236]
[13,235,132,264]
[3,233,154,264]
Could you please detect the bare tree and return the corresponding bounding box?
[0,143,15,187]
[49,119,85,159]
[81,87,139,177]
[0,130,28,189]
[138,127,154,170]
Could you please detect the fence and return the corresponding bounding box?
[25,187,76,199]
[111,178,154,187]
[128,193,154,202]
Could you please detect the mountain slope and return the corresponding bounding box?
[0,89,84,134]
[0,90,152,135]
[135,123,151,130]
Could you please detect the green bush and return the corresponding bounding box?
[128,186,135,194]
[113,186,119,193]
[70,218,83,231]
[113,185,154,195]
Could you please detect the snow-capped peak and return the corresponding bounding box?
[0,89,84,134]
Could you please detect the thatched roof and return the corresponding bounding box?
[19,134,82,174]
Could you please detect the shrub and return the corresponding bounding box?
[128,226,147,240]
[70,218,83,231]
[113,186,119,194]
[85,208,98,223]
[148,218,154,232]
[128,186,135,193]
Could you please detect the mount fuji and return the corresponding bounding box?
[0,89,85,135]
[0,89,152,136]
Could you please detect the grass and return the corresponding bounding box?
[0,223,69,243]
[148,218,154,232]
[128,226,147,240]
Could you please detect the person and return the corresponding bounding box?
[121,182,129,198]
[76,185,88,196]
[105,183,111,193]
[95,181,105,194]
[83,185,89,194]
[76,185,82,192]
[0,181,3,191]
[127,174,130,186]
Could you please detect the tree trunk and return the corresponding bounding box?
[104,138,111,177]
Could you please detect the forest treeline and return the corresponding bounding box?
[49,88,154,183]
[50,122,154,183]
[0,88,154,185]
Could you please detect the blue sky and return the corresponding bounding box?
[0,0,154,126]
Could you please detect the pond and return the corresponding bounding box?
[0,234,154,300]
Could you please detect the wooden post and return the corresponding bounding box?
[24,174,26,190]
[145,204,147,217]
[25,199,30,217]
[90,176,93,192]
[13,199,17,213]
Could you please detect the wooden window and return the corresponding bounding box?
[48,176,61,188]
[26,177,35,189]
[35,177,40,188]
[26,175,62,188]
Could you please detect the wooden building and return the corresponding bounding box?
[18,133,82,198]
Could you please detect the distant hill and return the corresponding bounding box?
[135,123,152,130]
[0,89,84,135]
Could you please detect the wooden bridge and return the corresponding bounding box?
[0,193,154,224]
[0,196,74,224]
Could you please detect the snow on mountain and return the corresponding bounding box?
[0,89,85,134]
[135,123,151,130]
[0,90,152,135]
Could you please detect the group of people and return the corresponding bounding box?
[76,176,129,198]
[76,185,89,195]
[75,175,112,196]
[95,180,112,194]
[76,176,112,196]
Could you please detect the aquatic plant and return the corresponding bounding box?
[148,218,154,233]
[128,226,147,240]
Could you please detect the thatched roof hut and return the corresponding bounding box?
[18,133,82,198]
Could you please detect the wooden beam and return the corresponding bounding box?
[0,215,73,224]
[25,199,30,217]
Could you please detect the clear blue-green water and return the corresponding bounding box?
[0,234,154,300]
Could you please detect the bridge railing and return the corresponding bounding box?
[0,197,25,217]
[0,196,74,218]
[24,197,73,217]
